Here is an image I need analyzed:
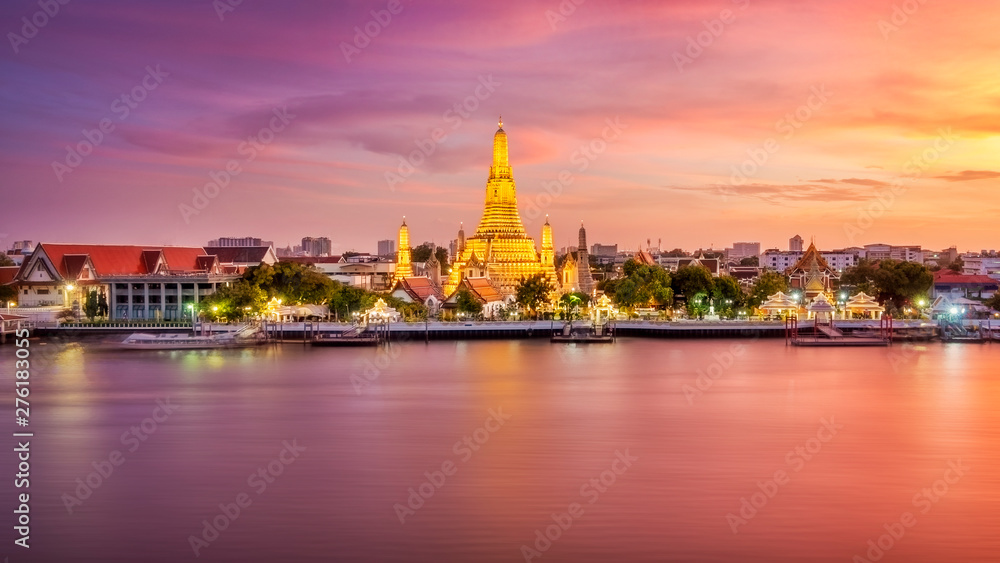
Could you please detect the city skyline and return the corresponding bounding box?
[2,1,999,253]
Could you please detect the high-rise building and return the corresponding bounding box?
[301,237,332,257]
[378,239,396,257]
[728,242,761,261]
[789,235,804,252]
[444,118,558,295]
[208,236,272,247]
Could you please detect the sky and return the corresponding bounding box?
[1,0,998,255]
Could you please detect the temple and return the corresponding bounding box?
[392,218,412,283]
[444,118,558,295]
[788,241,840,300]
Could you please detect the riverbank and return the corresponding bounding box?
[23,319,998,342]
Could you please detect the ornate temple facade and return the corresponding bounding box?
[788,241,839,300]
[444,119,558,295]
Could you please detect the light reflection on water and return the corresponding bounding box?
[2,338,999,562]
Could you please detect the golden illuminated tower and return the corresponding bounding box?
[444,118,558,295]
[394,217,413,282]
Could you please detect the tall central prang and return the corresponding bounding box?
[444,118,558,295]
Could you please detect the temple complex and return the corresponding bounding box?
[444,118,559,295]
[576,222,596,295]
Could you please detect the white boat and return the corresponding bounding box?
[119,325,265,350]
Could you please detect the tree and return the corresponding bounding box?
[748,270,789,308]
[455,289,483,317]
[558,292,590,320]
[97,292,109,317]
[515,274,554,319]
[0,254,15,267]
[986,294,1000,313]
[840,259,879,296]
[201,280,268,321]
[84,290,100,321]
[410,243,432,263]
[242,262,334,305]
[739,256,759,266]
[873,260,932,310]
[0,284,16,306]
[946,257,964,273]
[606,259,673,311]
[672,265,714,303]
[712,275,745,316]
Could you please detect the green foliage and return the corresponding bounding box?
[0,254,15,267]
[671,264,714,303]
[986,294,1000,312]
[243,262,334,305]
[711,275,746,316]
[455,289,483,316]
[842,259,933,309]
[0,284,17,306]
[739,256,759,266]
[200,280,268,321]
[97,292,109,317]
[606,259,673,310]
[410,244,431,263]
[748,270,789,307]
[515,274,554,318]
[946,257,964,273]
[84,290,100,321]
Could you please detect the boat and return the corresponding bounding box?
[119,325,266,350]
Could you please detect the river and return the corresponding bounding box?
[2,337,998,562]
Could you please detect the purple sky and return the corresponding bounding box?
[2,0,999,255]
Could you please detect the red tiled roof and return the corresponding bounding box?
[933,271,998,285]
[395,277,444,301]
[0,266,18,285]
[463,277,503,302]
[23,244,211,279]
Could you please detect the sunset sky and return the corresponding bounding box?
[1,0,998,255]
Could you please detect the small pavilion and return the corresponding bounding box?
[759,291,798,318]
[806,293,837,323]
[844,292,884,319]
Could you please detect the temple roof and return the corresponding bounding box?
[789,242,834,274]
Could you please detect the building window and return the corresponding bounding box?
[116,284,127,290]
[37,289,50,295]
[116,295,128,304]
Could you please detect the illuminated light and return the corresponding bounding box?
[65,284,75,291]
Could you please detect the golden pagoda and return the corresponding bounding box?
[444,118,558,295]
[393,217,413,283]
